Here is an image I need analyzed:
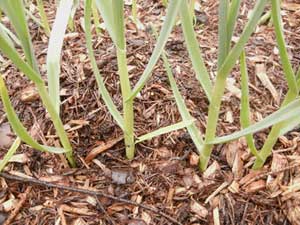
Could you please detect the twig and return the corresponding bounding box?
[0,172,182,225]
[3,186,32,225]
[170,148,191,161]
[94,195,116,225]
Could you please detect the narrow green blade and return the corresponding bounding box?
[37,0,51,35]
[112,0,126,49]
[67,0,79,31]
[179,0,212,101]
[0,75,67,154]
[208,98,300,144]
[47,0,73,115]
[252,0,299,169]
[0,0,38,71]
[279,116,300,136]
[136,119,195,144]
[84,0,124,129]
[0,32,43,84]
[95,0,116,43]
[217,0,229,69]
[279,69,300,136]
[92,0,101,34]
[162,51,204,154]
[0,23,21,46]
[128,0,183,100]
[219,0,268,79]
[0,23,14,48]
[271,0,298,96]
[227,0,241,49]
[0,137,21,172]
[240,50,259,156]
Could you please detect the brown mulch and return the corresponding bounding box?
[1,0,300,224]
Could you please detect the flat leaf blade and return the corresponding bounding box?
[84,0,124,129]
[0,137,21,172]
[0,0,38,71]
[136,119,195,144]
[129,0,183,100]
[47,0,73,114]
[179,0,212,101]
[162,51,204,154]
[209,98,300,144]
[0,75,67,154]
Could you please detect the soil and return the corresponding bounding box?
[1,0,300,224]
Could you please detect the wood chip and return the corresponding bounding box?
[232,150,244,179]
[203,161,220,179]
[85,136,123,162]
[60,204,95,216]
[255,64,279,104]
[20,86,39,102]
[244,180,266,193]
[72,218,88,225]
[228,181,240,193]
[189,152,199,166]
[0,123,13,148]
[190,201,208,218]
[8,154,29,164]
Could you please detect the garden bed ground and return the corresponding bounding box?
[0,0,300,224]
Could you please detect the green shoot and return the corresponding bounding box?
[36,0,51,35]
[179,0,212,101]
[240,50,259,157]
[47,0,73,115]
[200,0,268,171]
[252,0,298,169]
[0,138,21,172]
